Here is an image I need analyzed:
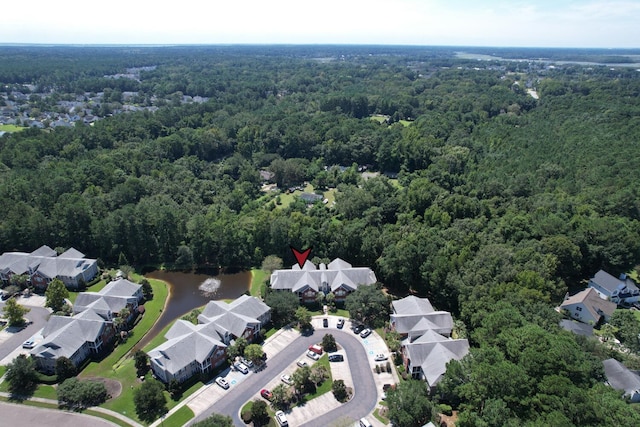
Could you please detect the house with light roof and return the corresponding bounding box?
[31,309,116,374]
[560,288,617,325]
[269,258,377,303]
[73,278,143,322]
[391,295,469,390]
[588,270,640,306]
[30,278,142,373]
[149,295,270,383]
[0,245,98,290]
[148,320,228,384]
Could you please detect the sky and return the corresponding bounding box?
[1,0,639,48]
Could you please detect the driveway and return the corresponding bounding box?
[190,327,380,427]
[0,302,50,364]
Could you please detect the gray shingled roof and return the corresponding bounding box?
[30,245,57,257]
[392,312,454,338]
[591,270,639,295]
[603,358,640,399]
[392,295,435,315]
[560,288,617,321]
[32,313,106,360]
[148,320,227,375]
[228,294,270,320]
[269,258,377,293]
[59,248,85,259]
[100,278,141,297]
[405,338,470,387]
[0,246,96,280]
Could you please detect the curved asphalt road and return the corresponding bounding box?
[191,329,377,427]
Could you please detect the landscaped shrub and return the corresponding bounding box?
[375,364,381,374]
[241,409,252,424]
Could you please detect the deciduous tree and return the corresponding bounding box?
[133,379,167,422]
[45,278,69,313]
[5,354,38,396]
[2,298,30,326]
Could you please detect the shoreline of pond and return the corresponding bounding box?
[134,269,252,351]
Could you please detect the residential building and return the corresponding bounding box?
[0,245,98,290]
[603,358,640,403]
[391,295,454,339]
[560,288,617,325]
[270,258,377,303]
[149,295,270,383]
[391,295,469,390]
[148,320,228,384]
[30,278,142,373]
[588,270,640,306]
[73,278,142,322]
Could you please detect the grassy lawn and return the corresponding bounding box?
[273,183,335,211]
[162,405,194,427]
[374,407,389,424]
[251,269,268,298]
[72,277,168,425]
[304,354,332,401]
[0,124,25,132]
[32,384,57,400]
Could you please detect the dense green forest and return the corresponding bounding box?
[2,45,640,425]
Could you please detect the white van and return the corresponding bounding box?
[359,418,373,427]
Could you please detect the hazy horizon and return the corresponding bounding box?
[2,0,640,49]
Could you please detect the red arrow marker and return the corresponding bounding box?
[290,246,312,268]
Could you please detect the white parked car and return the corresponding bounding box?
[374,353,388,361]
[306,350,320,361]
[275,410,288,426]
[281,374,293,385]
[297,359,309,367]
[215,377,229,389]
[234,361,249,374]
[22,339,35,349]
[360,328,372,338]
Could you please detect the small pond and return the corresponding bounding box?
[135,270,251,350]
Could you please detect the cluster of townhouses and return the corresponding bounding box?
[148,295,270,383]
[0,245,98,290]
[390,295,469,390]
[30,278,143,374]
[269,258,377,303]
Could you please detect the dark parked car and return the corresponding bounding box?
[328,354,344,362]
[323,318,328,327]
[353,324,365,334]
